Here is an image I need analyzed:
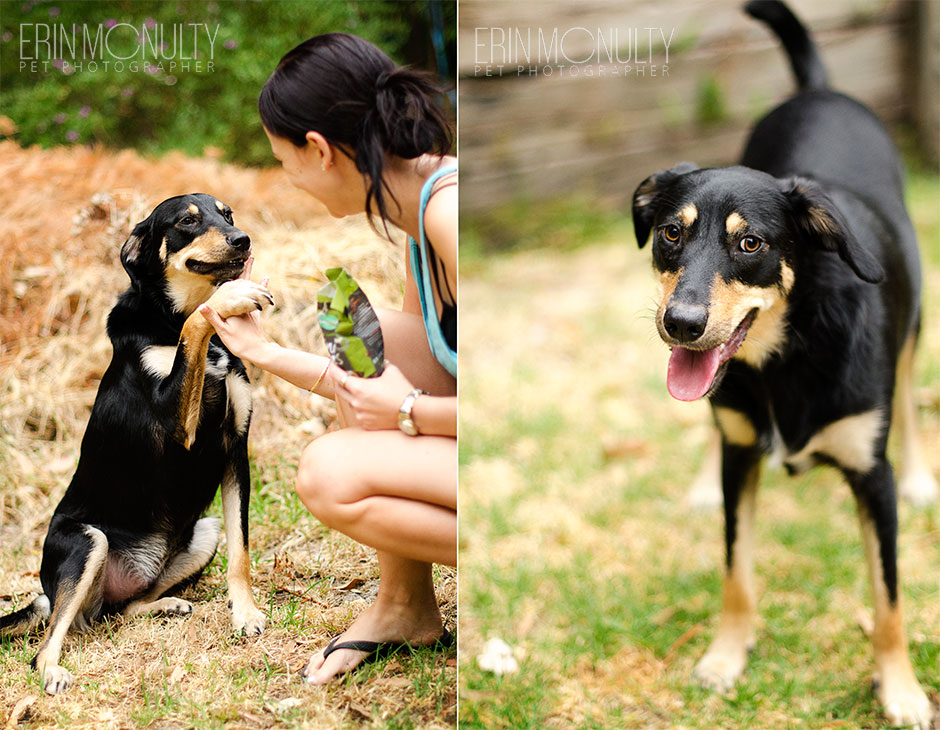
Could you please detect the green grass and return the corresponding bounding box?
[0,455,456,729]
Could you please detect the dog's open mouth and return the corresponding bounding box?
[186,256,249,279]
[666,309,757,401]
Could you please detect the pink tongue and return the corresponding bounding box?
[667,347,721,401]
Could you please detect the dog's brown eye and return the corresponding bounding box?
[180,216,198,226]
[662,224,681,243]
[740,235,762,253]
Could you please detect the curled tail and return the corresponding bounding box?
[0,595,50,637]
[745,0,828,90]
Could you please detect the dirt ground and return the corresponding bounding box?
[0,141,456,729]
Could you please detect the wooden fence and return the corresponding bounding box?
[458,0,933,214]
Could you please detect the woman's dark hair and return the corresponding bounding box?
[258,33,453,235]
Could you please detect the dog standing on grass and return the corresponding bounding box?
[0,194,274,695]
[633,2,936,727]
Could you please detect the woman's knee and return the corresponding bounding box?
[295,436,359,528]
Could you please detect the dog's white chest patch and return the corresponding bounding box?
[141,345,177,378]
[225,371,252,435]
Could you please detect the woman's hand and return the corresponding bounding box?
[334,362,415,431]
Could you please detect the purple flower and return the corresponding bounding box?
[2,32,12,43]
[104,19,117,29]
[52,58,63,68]
[121,87,135,98]
[223,39,237,50]
[53,113,67,125]
[79,106,91,117]
[48,6,59,16]
[65,130,79,142]
[145,17,156,29]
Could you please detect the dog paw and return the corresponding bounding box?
[207,280,275,319]
[231,605,266,636]
[152,597,194,616]
[898,470,939,507]
[41,665,74,695]
[875,670,933,729]
[693,643,749,693]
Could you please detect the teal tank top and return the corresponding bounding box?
[409,166,457,377]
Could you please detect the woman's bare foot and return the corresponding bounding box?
[303,579,445,685]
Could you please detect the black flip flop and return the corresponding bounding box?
[302,627,455,681]
[321,627,454,663]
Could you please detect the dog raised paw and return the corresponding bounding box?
[206,279,274,319]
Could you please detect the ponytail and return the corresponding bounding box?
[258,33,453,236]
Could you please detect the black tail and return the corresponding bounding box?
[745,0,828,90]
[0,595,50,637]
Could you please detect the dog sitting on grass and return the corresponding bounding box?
[0,194,273,695]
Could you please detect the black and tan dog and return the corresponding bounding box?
[632,2,936,727]
[0,194,274,694]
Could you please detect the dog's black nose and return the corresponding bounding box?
[663,302,708,342]
[226,232,251,251]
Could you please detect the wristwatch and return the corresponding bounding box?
[398,388,426,436]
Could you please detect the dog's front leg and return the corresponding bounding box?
[851,460,932,729]
[172,279,274,449]
[221,450,265,635]
[694,442,762,692]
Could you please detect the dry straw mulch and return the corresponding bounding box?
[0,141,455,728]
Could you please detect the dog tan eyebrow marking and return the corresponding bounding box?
[725,212,746,234]
[678,204,698,227]
[187,203,199,215]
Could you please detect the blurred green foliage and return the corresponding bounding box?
[0,0,455,166]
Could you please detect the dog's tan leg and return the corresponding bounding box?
[33,527,108,695]
[123,517,221,618]
[174,314,214,449]
[694,452,759,691]
[857,506,932,728]
[894,334,938,506]
[174,280,274,449]
[221,460,265,635]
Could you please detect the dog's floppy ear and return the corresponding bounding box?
[632,162,698,248]
[120,214,156,289]
[782,178,884,284]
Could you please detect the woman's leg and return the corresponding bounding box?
[298,306,456,683]
[297,428,457,564]
[302,551,444,684]
[296,428,456,683]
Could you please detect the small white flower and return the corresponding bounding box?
[476,637,519,675]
